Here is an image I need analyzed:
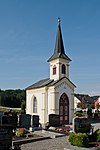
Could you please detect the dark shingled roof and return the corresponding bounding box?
[48,18,71,62]
[26,78,54,90]
[26,77,76,90]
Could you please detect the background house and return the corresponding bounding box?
[94,97,100,110]
[74,94,94,111]
[74,94,81,111]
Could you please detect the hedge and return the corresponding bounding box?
[93,129,100,142]
[69,132,89,147]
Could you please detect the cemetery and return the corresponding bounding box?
[0,111,43,149]
[0,110,100,149]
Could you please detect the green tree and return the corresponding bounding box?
[0,89,26,108]
[0,92,4,106]
[21,100,26,113]
[88,103,94,109]
[96,103,100,110]
[80,98,86,109]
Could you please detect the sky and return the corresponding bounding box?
[0,0,100,96]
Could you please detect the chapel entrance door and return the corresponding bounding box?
[59,93,69,125]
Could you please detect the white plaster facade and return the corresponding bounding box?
[26,78,75,125]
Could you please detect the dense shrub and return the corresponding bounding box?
[69,132,75,145]
[93,129,100,142]
[97,130,100,142]
[94,112,98,118]
[69,132,89,147]
[96,146,100,149]
[75,111,83,117]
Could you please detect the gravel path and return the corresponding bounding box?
[21,136,96,150]
[21,121,100,150]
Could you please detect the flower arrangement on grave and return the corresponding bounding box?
[15,128,28,137]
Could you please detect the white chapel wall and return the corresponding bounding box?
[26,87,48,125]
[47,79,74,124]
[55,81,74,124]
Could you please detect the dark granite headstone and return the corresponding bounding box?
[32,115,39,127]
[0,112,4,125]
[0,127,12,149]
[2,115,18,130]
[73,117,91,133]
[19,114,31,129]
[49,114,60,127]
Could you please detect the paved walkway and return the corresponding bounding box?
[91,121,100,132]
[21,136,96,150]
[21,122,100,150]
[34,130,66,138]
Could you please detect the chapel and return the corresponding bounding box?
[26,18,76,127]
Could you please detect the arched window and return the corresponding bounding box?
[33,97,37,113]
[53,65,56,75]
[62,64,66,74]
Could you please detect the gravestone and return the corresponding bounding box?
[49,114,60,127]
[1,112,18,130]
[0,125,12,149]
[19,114,31,129]
[0,112,4,125]
[73,117,91,133]
[0,112,4,116]
[73,117,80,132]
[32,115,39,127]
[2,116,17,130]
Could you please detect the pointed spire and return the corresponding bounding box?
[48,18,71,62]
[54,17,64,54]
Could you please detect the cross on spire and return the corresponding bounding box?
[58,17,60,24]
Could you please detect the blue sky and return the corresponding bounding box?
[0,0,100,96]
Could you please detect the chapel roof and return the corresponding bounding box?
[26,78,53,90]
[26,77,76,90]
[48,18,71,62]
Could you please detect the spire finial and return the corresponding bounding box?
[58,17,60,24]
